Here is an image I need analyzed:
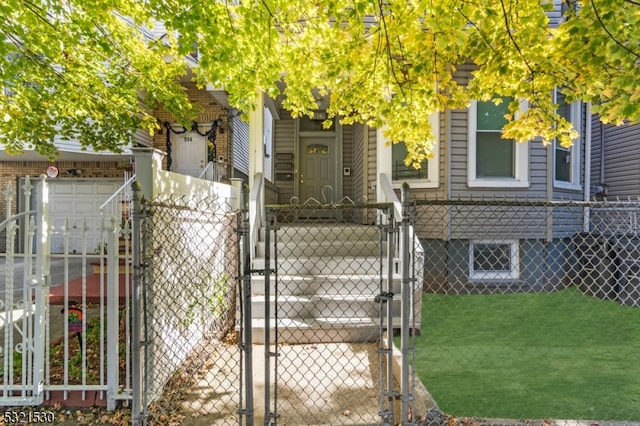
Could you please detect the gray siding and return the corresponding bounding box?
[273,111,296,204]
[231,109,249,179]
[448,205,548,240]
[591,119,640,199]
[548,0,564,28]
[414,204,447,240]
[590,114,604,193]
[366,126,377,224]
[342,124,354,200]
[352,123,365,203]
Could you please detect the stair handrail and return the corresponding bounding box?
[198,161,216,181]
[379,172,424,255]
[379,173,424,326]
[249,172,264,262]
[100,173,136,218]
[379,173,402,222]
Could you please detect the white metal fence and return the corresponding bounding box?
[0,175,132,409]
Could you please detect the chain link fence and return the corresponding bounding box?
[136,193,240,425]
[414,198,640,424]
[262,203,398,426]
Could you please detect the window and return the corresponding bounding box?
[379,112,439,189]
[468,99,529,188]
[469,240,520,280]
[392,141,429,180]
[553,90,581,190]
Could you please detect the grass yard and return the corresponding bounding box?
[413,287,640,421]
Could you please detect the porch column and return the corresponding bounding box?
[249,92,265,181]
[131,147,165,199]
[248,92,265,257]
[376,127,391,203]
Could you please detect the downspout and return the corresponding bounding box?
[584,102,592,232]
[444,106,452,240]
[599,120,606,190]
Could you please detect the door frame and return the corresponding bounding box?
[294,118,343,203]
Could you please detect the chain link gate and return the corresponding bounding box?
[258,200,420,425]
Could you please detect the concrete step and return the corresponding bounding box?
[260,224,381,243]
[247,317,383,344]
[256,239,384,257]
[252,257,401,276]
[250,274,402,296]
[249,294,402,319]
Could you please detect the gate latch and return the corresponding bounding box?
[374,292,394,303]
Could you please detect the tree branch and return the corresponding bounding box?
[590,0,640,59]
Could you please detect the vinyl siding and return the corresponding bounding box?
[366,126,377,224]
[342,124,354,200]
[231,109,250,178]
[352,123,365,204]
[548,0,565,28]
[351,124,366,223]
[273,111,296,204]
[135,129,153,147]
[591,120,640,198]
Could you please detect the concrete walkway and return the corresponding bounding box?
[180,343,387,425]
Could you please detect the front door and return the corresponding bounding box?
[299,136,336,203]
[173,131,207,177]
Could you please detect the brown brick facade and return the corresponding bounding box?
[0,161,127,219]
[152,83,229,174]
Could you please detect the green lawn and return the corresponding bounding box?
[412,287,640,421]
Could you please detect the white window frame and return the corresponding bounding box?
[553,91,582,191]
[467,100,530,188]
[469,240,520,281]
[378,112,440,189]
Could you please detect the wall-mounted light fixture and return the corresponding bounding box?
[66,168,83,177]
[215,117,224,134]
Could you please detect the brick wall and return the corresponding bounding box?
[0,161,125,218]
[152,83,229,175]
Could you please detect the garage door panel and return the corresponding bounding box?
[51,200,75,215]
[75,200,95,214]
[51,185,74,195]
[74,183,98,195]
[47,180,121,254]
[97,182,120,194]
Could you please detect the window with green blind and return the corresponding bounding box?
[468,99,529,188]
[476,99,515,178]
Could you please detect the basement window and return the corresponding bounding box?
[469,240,520,280]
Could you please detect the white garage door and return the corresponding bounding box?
[48,179,122,254]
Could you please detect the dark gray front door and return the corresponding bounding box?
[299,136,335,203]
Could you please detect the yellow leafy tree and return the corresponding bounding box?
[2,0,639,163]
